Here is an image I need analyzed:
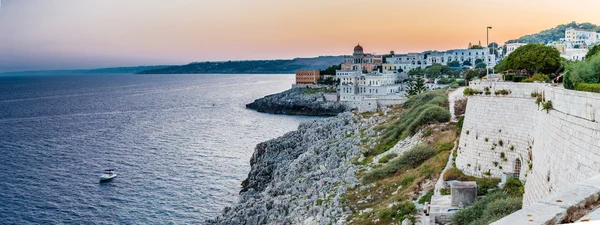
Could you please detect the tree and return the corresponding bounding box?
[586,45,600,60]
[502,44,561,75]
[475,62,487,69]
[463,60,472,66]
[475,59,484,64]
[390,50,395,56]
[405,77,427,97]
[564,53,600,89]
[574,44,581,49]
[408,67,425,76]
[464,69,479,85]
[448,61,461,67]
[424,63,452,78]
[488,42,499,48]
[320,64,341,75]
[397,68,404,73]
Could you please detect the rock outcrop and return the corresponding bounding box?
[246,88,347,116]
[206,112,385,225]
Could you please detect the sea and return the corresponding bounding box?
[0,74,316,224]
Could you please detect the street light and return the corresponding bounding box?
[487,26,492,77]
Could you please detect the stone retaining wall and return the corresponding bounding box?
[456,82,600,206]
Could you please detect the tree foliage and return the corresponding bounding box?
[475,62,487,69]
[463,60,472,66]
[405,77,427,97]
[586,45,600,60]
[464,69,479,85]
[408,67,425,76]
[502,44,561,75]
[506,21,600,44]
[424,63,451,78]
[320,64,342,75]
[447,61,461,67]
[564,53,600,89]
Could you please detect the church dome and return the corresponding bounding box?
[354,44,363,52]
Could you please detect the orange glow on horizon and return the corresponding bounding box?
[1,0,599,71]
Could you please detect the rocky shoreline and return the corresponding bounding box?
[245,87,347,116]
[206,111,388,225]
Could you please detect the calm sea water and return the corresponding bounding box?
[0,74,314,224]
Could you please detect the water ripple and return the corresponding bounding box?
[0,74,315,224]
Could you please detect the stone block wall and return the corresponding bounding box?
[456,82,600,206]
[456,96,537,179]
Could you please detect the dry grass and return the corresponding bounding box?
[344,126,457,225]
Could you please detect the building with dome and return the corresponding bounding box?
[341,44,382,72]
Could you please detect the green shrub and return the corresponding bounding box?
[378,153,398,163]
[504,74,513,82]
[509,145,514,151]
[394,202,417,223]
[449,82,460,88]
[493,161,499,167]
[440,187,451,195]
[522,74,549,83]
[484,138,488,142]
[362,145,437,183]
[463,88,482,96]
[564,53,600,89]
[503,178,525,197]
[500,152,506,159]
[476,197,523,224]
[378,208,396,219]
[498,140,503,146]
[422,129,433,137]
[437,142,455,152]
[575,83,600,93]
[456,116,465,134]
[494,89,511,95]
[400,175,416,186]
[418,189,434,204]
[456,79,466,86]
[542,100,553,113]
[453,191,522,225]
[372,91,449,156]
[512,75,526,82]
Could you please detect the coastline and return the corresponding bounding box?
[245,87,347,116]
[206,111,387,224]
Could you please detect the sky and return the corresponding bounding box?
[0,0,599,72]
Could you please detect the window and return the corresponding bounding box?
[514,158,521,176]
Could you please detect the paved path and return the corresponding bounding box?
[448,87,466,122]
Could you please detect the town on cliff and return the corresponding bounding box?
[220,24,600,225]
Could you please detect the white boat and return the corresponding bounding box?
[99,169,117,182]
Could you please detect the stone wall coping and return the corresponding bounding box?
[491,175,600,225]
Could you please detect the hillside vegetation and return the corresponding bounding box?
[506,21,600,44]
[137,56,344,74]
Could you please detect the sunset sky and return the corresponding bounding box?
[1,0,599,72]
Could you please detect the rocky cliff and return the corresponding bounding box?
[206,112,386,225]
[246,87,347,116]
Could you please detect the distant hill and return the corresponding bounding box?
[137,56,345,74]
[506,21,600,44]
[1,65,172,76]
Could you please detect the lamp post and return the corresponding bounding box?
[487,26,492,77]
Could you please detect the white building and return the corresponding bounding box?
[383,48,496,71]
[505,43,527,57]
[336,70,405,111]
[565,28,599,47]
[561,48,588,61]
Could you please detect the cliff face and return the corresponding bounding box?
[206,112,385,225]
[246,88,347,116]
